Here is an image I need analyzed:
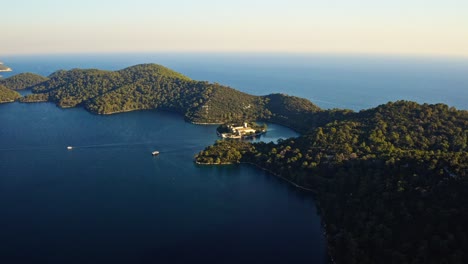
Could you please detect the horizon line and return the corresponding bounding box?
[2,50,468,60]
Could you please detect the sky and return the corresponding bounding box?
[2,0,468,56]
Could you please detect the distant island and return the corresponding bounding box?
[2,63,468,264]
[0,62,12,72]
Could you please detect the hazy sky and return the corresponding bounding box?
[2,0,468,56]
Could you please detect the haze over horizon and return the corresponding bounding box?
[2,0,468,57]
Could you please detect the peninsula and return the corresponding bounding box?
[216,122,267,139]
[3,63,468,264]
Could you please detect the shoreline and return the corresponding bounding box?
[218,130,267,139]
[17,94,333,261]
[241,163,335,263]
[194,159,315,192]
[19,99,48,103]
[195,161,236,165]
[192,121,224,125]
[97,108,149,115]
[195,159,334,262]
[9,96,309,133]
[240,162,316,192]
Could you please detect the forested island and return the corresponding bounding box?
[1,64,327,132]
[2,64,468,263]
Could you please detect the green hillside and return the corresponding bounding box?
[0,85,21,103]
[0,72,49,90]
[196,101,468,264]
[19,64,324,132]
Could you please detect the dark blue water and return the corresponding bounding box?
[2,53,468,110]
[1,53,467,263]
[0,102,326,263]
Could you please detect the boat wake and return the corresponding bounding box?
[1,141,201,154]
[71,141,158,149]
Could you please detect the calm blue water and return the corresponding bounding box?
[0,102,326,263]
[1,53,467,263]
[2,53,468,110]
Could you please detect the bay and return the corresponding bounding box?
[2,53,467,263]
[0,102,326,263]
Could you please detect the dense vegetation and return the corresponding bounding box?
[15,64,325,132]
[196,140,253,164]
[0,85,21,103]
[196,101,468,264]
[8,63,468,262]
[0,73,49,90]
[18,93,49,103]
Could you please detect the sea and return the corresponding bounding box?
[0,53,467,263]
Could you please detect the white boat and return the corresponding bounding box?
[67,146,73,150]
[152,151,160,156]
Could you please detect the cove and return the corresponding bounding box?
[0,102,328,263]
